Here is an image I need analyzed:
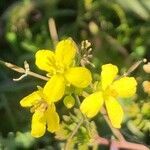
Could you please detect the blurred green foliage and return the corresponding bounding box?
[0,0,150,149]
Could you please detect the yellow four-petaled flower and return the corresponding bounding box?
[20,89,60,138]
[80,64,137,128]
[35,38,92,102]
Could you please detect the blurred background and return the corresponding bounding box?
[0,0,150,149]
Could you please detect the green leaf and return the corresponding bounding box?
[116,0,150,20]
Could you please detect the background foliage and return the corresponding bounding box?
[0,0,150,149]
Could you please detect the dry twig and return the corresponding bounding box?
[0,60,49,81]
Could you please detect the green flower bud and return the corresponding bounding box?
[63,95,75,109]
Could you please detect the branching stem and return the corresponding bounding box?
[94,134,149,150]
[64,118,84,150]
[0,60,49,81]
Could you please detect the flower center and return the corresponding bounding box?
[47,56,70,75]
[47,57,66,75]
[55,62,65,74]
[30,100,48,113]
[104,86,118,98]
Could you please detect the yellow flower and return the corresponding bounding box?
[35,38,92,102]
[20,89,60,138]
[80,64,137,128]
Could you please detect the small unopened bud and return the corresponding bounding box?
[89,21,99,35]
[143,62,150,73]
[63,95,75,109]
[141,102,150,116]
[24,61,30,71]
[143,81,150,94]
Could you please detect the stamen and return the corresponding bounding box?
[30,100,48,113]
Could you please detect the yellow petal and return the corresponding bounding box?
[35,50,56,73]
[55,38,78,67]
[31,111,46,138]
[105,96,124,128]
[112,77,137,98]
[20,91,40,107]
[80,92,104,118]
[101,64,118,90]
[65,67,92,88]
[46,104,60,132]
[43,75,65,102]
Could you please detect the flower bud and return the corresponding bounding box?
[143,81,150,94]
[63,95,75,109]
[143,62,150,73]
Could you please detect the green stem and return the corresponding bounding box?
[101,107,125,141]
[74,94,81,106]
[65,118,84,150]
[65,94,92,150]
